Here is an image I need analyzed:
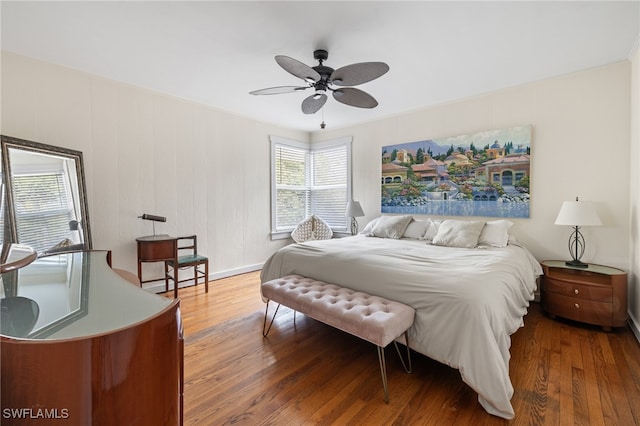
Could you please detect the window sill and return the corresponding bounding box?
[270,231,293,241]
[270,230,352,241]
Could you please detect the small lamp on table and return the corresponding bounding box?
[345,201,365,236]
[138,213,167,236]
[554,196,602,268]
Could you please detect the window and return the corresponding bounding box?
[11,161,80,253]
[270,136,352,239]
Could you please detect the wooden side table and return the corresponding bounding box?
[540,260,627,331]
[136,235,178,296]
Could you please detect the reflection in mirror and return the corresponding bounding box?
[0,252,88,338]
[1,135,92,255]
[1,158,6,254]
[0,243,37,274]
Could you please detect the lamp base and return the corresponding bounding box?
[350,217,359,236]
[565,226,588,268]
[565,259,589,268]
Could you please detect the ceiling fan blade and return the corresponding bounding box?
[332,88,378,109]
[330,62,389,86]
[301,93,327,114]
[249,86,309,95]
[275,55,321,82]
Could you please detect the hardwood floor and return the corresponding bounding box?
[171,271,640,425]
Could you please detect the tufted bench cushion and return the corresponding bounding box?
[261,274,415,402]
[262,275,415,348]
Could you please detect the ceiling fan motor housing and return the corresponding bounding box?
[313,49,334,81]
[313,65,334,80]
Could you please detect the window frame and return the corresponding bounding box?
[270,135,353,240]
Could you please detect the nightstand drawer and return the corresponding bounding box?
[543,277,612,302]
[541,291,612,326]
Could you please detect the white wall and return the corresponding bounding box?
[630,41,640,338]
[313,61,636,331]
[1,52,306,282]
[2,51,637,335]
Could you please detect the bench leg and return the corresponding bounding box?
[393,331,413,374]
[377,346,390,404]
[377,331,412,404]
[262,301,281,337]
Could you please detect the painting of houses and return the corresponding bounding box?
[381,125,531,218]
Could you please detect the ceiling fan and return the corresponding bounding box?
[249,49,389,114]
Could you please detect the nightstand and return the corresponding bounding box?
[540,260,627,331]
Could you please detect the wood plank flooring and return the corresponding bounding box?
[171,271,640,425]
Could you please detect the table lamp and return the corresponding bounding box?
[554,196,601,268]
[138,213,166,236]
[345,201,365,235]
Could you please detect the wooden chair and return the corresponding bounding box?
[164,235,209,298]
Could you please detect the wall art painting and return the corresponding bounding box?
[381,125,531,218]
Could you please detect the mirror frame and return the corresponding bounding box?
[1,135,92,252]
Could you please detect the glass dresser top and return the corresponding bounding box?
[1,251,173,340]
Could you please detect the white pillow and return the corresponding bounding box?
[432,219,485,248]
[478,219,513,248]
[291,215,333,243]
[402,219,430,239]
[371,215,413,239]
[360,217,380,235]
[423,219,442,242]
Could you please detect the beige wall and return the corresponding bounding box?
[630,41,640,338]
[1,52,306,283]
[313,61,636,333]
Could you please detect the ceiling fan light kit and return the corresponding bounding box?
[250,49,389,115]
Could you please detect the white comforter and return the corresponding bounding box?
[260,235,542,419]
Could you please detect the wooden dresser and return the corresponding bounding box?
[540,260,627,331]
[1,251,183,425]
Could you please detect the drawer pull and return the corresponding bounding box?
[574,288,579,295]
[574,303,580,309]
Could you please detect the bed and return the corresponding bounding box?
[260,217,542,419]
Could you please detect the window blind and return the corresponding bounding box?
[271,136,351,236]
[12,173,76,253]
[311,144,347,229]
[273,144,309,230]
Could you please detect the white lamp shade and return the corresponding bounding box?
[554,200,602,226]
[345,201,364,217]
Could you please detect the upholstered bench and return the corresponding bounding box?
[261,274,415,403]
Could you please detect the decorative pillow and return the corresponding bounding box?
[432,219,485,248]
[51,238,74,249]
[423,219,442,242]
[360,217,380,235]
[291,215,333,243]
[478,219,513,248]
[371,215,413,239]
[402,219,430,239]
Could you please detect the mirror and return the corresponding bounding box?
[1,155,7,255]
[1,135,92,255]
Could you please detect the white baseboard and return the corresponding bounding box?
[208,262,264,281]
[629,312,640,345]
[142,262,264,294]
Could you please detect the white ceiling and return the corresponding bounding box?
[2,1,639,133]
